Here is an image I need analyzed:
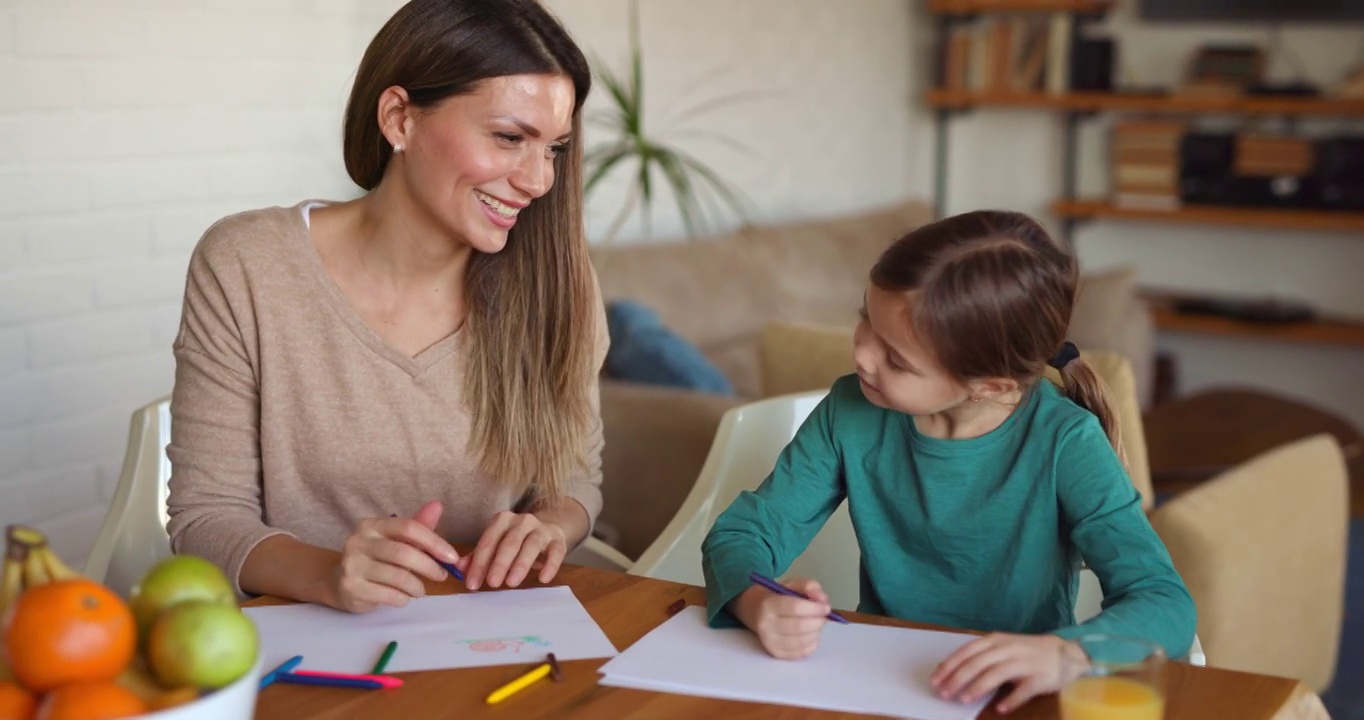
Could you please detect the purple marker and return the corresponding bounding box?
[748,571,851,624]
[390,513,465,582]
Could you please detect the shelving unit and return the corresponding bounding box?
[1052,199,1364,234]
[1142,291,1364,349]
[928,0,1112,14]
[926,1,1364,349]
[926,89,1364,117]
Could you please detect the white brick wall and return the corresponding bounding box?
[0,0,406,566]
[0,0,928,568]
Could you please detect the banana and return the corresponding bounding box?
[4,525,83,591]
[36,544,79,582]
[22,548,50,588]
[0,538,22,612]
[0,533,24,683]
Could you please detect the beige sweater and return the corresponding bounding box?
[166,202,607,593]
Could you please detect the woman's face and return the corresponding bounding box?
[388,73,576,254]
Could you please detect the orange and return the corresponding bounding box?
[0,682,36,720]
[34,682,146,720]
[3,580,135,693]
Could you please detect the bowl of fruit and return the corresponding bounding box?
[1,526,262,720]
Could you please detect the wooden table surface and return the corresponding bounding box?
[245,564,1325,720]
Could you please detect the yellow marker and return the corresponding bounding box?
[485,653,560,705]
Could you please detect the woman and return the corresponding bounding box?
[166,0,607,613]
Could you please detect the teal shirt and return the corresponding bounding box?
[702,375,1196,659]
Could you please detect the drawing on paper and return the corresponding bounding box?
[455,635,553,654]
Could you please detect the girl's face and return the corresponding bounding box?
[384,73,576,254]
[852,285,972,416]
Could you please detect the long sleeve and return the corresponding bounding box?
[165,228,291,596]
[1052,416,1197,658]
[701,392,846,628]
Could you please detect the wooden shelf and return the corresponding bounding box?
[927,0,1111,13]
[927,89,1364,117]
[1052,199,1364,234]
[1141,292,1364,349]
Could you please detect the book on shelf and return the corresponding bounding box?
[936,14,1056,93]
[1111,120,1185,207]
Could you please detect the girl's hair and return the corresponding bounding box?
[870,210,1125,461]
[342,0,597,507]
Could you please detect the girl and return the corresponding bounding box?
[167,0,606,611]
[701,210,1195,714]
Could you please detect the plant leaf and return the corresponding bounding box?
[663,88,777,129]
[653,148,704,237]
[584,143,633,196]
[663,127,759,158]
[673,149,751,222]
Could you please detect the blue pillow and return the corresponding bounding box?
[603,301,734,396]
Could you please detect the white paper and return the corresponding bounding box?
[598,607,988,720]
[243,586,617,673]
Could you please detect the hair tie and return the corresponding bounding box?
[1048,341,1079,370]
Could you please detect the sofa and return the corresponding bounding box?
[589,200,1158,560]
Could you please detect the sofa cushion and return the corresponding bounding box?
[590,200,936,398]
[603,301,734,395]
[759,322,855,399]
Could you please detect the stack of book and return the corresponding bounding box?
[1111,120,1186,210]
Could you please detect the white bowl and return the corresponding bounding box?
[133,654,263,720]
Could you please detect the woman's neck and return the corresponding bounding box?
[344,179,473,289]
[913,389,1022,440]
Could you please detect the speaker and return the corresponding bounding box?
[1315,137,1364,210]
[1070,38,1115,92]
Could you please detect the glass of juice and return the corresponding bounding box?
[1059,634,1166,720]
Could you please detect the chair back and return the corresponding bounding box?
[1150,434,1347,688]
[83,397,173,597]
[629,391,863,610]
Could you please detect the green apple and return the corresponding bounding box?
[129,555,235,640]
[147,600,259,690]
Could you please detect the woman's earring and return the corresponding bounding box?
[394,144,404,154]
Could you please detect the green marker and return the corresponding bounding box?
[372,640,398,674]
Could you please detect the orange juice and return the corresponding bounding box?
[1060,676,1164,720]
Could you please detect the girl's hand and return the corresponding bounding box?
[931,632,1088,714]
[333,500,458,613]
[459,511,569,590]
[731,577,831,660]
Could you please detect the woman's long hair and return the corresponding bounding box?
[342,0,597,505]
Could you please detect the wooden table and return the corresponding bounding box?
[245,564,1327,720]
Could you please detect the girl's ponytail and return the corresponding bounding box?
[1051,342,1127,467]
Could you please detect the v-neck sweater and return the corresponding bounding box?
[165,201,608,593]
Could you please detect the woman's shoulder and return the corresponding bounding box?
[189,201,315,272]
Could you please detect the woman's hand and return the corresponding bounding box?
[931,632,1088,714]
[332,500,459,613]
[731,577,831,660]
[459,511,570,590]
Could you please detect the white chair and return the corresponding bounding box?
[84,397,631,598]
[631,390,1205,664]
[84,396,174,598]
[629,391,861,608]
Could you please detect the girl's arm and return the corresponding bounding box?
[701,386,847,628]
[1055,416,1197,658]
